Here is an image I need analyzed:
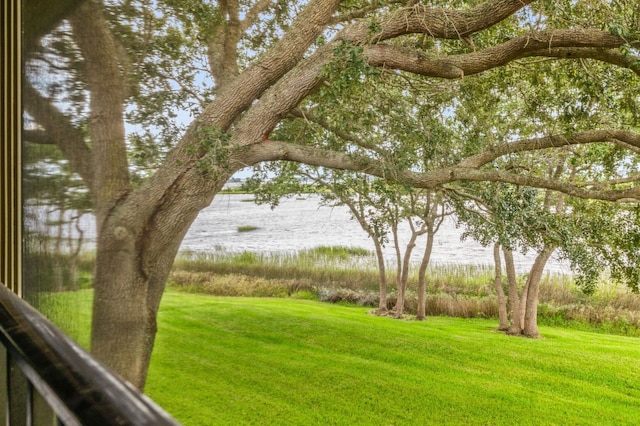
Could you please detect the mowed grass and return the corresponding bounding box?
[145,292,640,426]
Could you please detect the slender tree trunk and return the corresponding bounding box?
[519,274,529,328]
[503,247,522,335]
[392,222,402,283]
[373,239,388,313]
[391,222,404,315]
[493,243,509,330]
[416,227,435,321]
[70,216,84,290]
[522,246,555,338]
[44,209,52,254]
[53,208,65,291]
[394,233,419,318]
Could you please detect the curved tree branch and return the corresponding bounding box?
[364,29,636,78]
[23,82,95,192]
[230,27,636,150]
[458,130,640,168]
[449,168,640,202]
[356,0,535,42]
[70,0,130,211]
[530,47,640,77]
[242,137,640,203]
[577,174,640,189]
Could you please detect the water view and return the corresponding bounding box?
[181,194,570,274]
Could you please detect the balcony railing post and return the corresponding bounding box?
[0,346,6,424]
[32,386,57,426]
[0,284,181,425]
[7,349,28,426]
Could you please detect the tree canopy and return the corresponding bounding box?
[23,0,640,388]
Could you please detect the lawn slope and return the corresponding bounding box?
[145,292,640,426]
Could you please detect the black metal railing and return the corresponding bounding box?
[0,284,181,425]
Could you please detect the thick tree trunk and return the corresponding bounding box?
[503,247,522,335]
[392,222,402,284]
[416,227,435,321]
[492,243,509,330]
[522,246,555,338]
[91,264,159,389]
[90,160,232,389]
[91,219,202,389]
[91,219,190,389]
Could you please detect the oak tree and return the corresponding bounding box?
[24,0,640,388]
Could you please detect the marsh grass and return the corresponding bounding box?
[170,248,640,336]
[304,245,371,259]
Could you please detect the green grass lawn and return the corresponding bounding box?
[145,292,640,426]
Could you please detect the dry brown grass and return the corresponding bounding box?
[169,251,640,336]
[169,271,317,298]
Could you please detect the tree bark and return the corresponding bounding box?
[69,0,129,222]
[518,273,529,329]
[522,246,555,338]
[493,243,509,330]
[394,224,422,318]
[90,161,232,389]
[416,226,435,321]
[28,0,640,391]
[373,240,388,313]
[503,247,522,336]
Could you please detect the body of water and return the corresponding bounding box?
[28,194,570,274]
[181,194,570,274]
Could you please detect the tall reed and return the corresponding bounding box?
[169,248,640,336]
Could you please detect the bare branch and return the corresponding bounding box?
[241,0,276,33]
